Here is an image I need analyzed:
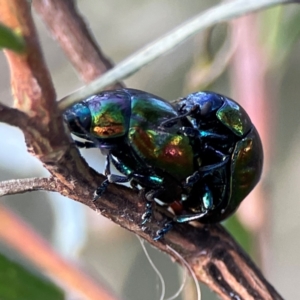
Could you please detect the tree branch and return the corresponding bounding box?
[0,0,101,197]
[0,177,58,196]
[58,0,299,111]
[33,0,123,87]
[0,103,29,128]
[0,176,284,299]
[0,0,56,119]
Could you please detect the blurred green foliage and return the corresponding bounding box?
[224,216,253,257]
[0,252,64,300]
[0,23,25,53]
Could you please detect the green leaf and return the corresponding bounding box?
[0,23,25,52]
[0,252,64,300]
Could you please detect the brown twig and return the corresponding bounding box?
[0,0,102,196]
[0,103,29,127]
[33,0,123,87]
[0,0,56,119]
[0,177,58,196]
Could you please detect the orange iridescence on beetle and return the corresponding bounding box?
[129,127,194,181]
[93,125,125,137]
[89,99,128,138]
[163,136,183,157]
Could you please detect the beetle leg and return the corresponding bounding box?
[200,184,214,211]
[174,211,208,223]
[179,127,228,141]
[130,179,140,191]
[185,156,229,187]
[93,154,112,201]
[204,145,228,161]
[93,173,132,201]
[183,183,214,217]
[104,154,111,176]
[199,131,228,140]
[94,154,132,201]
[140,200,153,225]
[159,111,190,128]
[141,188,164,225]
[154,220,173,240]
[159,104,202,128]
[93,180,110,201]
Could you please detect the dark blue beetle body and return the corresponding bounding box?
[172,91,263,223]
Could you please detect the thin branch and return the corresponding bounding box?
[58,0,298,111]
[0,0,56,119]
[0,103,29,128]
[0,0,72,172]
[0,177,58,196]
[33,0,123,87]
[0,0,98,195]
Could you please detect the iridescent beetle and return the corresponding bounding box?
[64,89,197,229]
[64,89,263,238]
[163,91,264,226]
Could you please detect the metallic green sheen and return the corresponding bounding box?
[128,95,194,181]
[88,93,131,138]
[130,94,178,126]
[227,127,263,212]
[216,99,252,137]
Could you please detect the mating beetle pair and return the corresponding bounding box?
[64,89,263,238]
